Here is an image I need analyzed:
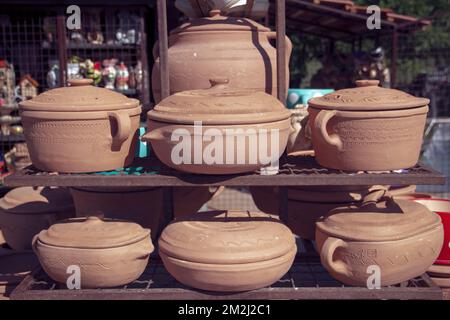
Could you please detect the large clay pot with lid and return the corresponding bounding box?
[143,78,291,174]
[33,216,153,288]
[159,210,296,292]
[0,187,75,250]
[151,9,292,102]
[308,80,429,171]
[316,189,444,286]
[19,79,141,173]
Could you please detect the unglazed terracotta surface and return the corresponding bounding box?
[151,10,292,102]
[0,187,75,250]
[316,191,444,286]
[19,79,141,173]
[159,211,296,292]
[308,80,429,171]
[33,217,153,288]
[70,186,220,238]
[144,80,291,174]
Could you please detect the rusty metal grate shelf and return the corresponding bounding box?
[10,252,442,300]
[3,155,445,188]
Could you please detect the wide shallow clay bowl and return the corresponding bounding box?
[427,264,450,278]
[151,10,292,102]
[430,276,450,288]
[144,79,291,174]
[33,217,153,289]
[159,211,296,292]
[412,198,450,265]
[316,190,444,287]
[308,80,429,171]
[19,79,141,173]
[250,185,411,240]
[0,187,75,250]
[70,186,221,238]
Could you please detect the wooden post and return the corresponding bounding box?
[391,28,398,88]
[56,14,67,87]
[157,0,170,100]
[276,0,287,103]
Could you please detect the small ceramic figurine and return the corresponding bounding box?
[116,62,129,91]
[87,31,104,45]
[46,62,59,88]
[102,59,118,90]
[19,75,38,100]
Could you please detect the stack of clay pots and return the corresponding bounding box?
[12,7,443,292]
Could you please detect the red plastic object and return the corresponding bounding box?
[413,198,450,265]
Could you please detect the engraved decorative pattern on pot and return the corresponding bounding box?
[23,120,112,143]
[331,118,423,145]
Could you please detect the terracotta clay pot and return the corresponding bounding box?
[70,186,221,238]
[33,216,153,288]
[151,9,292,102]
[316,190,444,287]
[308,80,429,171]
[0,187,75,250]
[159,210,296,292]
[250,185,414,240]
[19,79,141,173]
[412,198,450,265]
[144,79,291,174]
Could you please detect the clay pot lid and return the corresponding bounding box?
[36,216,151,249]
[171,9,270,34]
[19,79,139,112]
[316,189,442,242]
[308,80,430,111]
[0,187,74,214]
[148,78,291,125]
[159,210,296,264]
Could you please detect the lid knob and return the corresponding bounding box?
[209,9,222,17]
[209,78,229,88]
[68,78,94,87]
[355,79,380,87]
[86,216,103,223]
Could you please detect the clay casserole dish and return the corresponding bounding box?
[19,79,141,173]
[159,210,296,292]
[33,216,153,288]
[308,80,429,171]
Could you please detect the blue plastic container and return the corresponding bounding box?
[286,88,334,109]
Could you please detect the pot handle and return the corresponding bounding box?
[108,110,131,148]
[31,234,39,254]
[266,32,293,64]
[313,109,343,152]
[320,236,349,277]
